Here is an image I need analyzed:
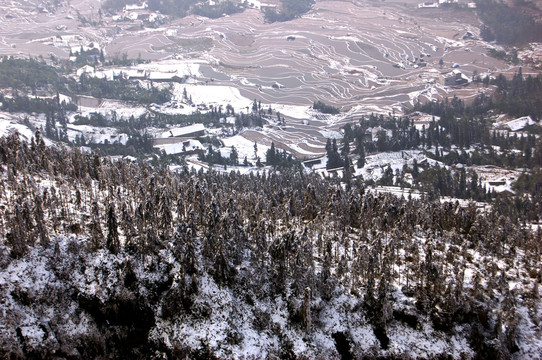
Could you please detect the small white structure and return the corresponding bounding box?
[418,2,439,8]
[125,2,148,11]
[506,116,537,131]
[148,72,186,82]
[161,124,206,139]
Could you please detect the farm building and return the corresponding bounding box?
[444,69,469,86]
[161,124,206,139]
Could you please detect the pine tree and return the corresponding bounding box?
[89,201,104,251]
[229,145,239,165]
[301,287,311,332]
[357,144,365,168]
[266,142,276,166]
[106,203,119,254]
[7,204,28,258]
[34,194,48,247]
[343,156,352,188]
[158,187,172,240]
[320,239,334,300]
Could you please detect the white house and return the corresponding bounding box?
[161,124,206,139]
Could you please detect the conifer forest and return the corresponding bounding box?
[1,0,542,358]
[1,130,541,358]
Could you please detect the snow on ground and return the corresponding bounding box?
[221,133,270,161]
[58,93,73,104]
[172,84,252,112]
[386,322,472,359]
[311,149,435,181]
[66,124,129,145]
[135,59,203,78]
[369,186,422,200]
[89,69,125,81]
[97,100,148,120]
[411,113,440,131]
[271,104,311,120]
[60,100,149,145]
[0,150,540,358]
[0,114,35,140]
[0,238,95,354]
[69,101,147,127]
[469,165,520,194]
[515,304,542,359]
[319,129,342,139]
[155,139,204,155]
[71,100,147,121]
[287,142,325,157]
[357,150,438,181]
[348,103,400,117]
[90,61,203,82]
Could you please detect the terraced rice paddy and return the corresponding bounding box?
[0,0,521,158]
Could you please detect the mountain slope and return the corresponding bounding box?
[0,132,541,359]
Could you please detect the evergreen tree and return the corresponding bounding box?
[89,201,104,250]
[229,145,239,165]
[266,142,276,166]
[34,194,48,247]
[106,203,120,254]
[357,144,366,168]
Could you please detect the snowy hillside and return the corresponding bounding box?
[0,133,541,359]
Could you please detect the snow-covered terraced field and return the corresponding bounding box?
[0,0,509,108]
[0,0,525,159]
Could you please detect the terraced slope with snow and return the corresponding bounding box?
[0,0,522,157]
